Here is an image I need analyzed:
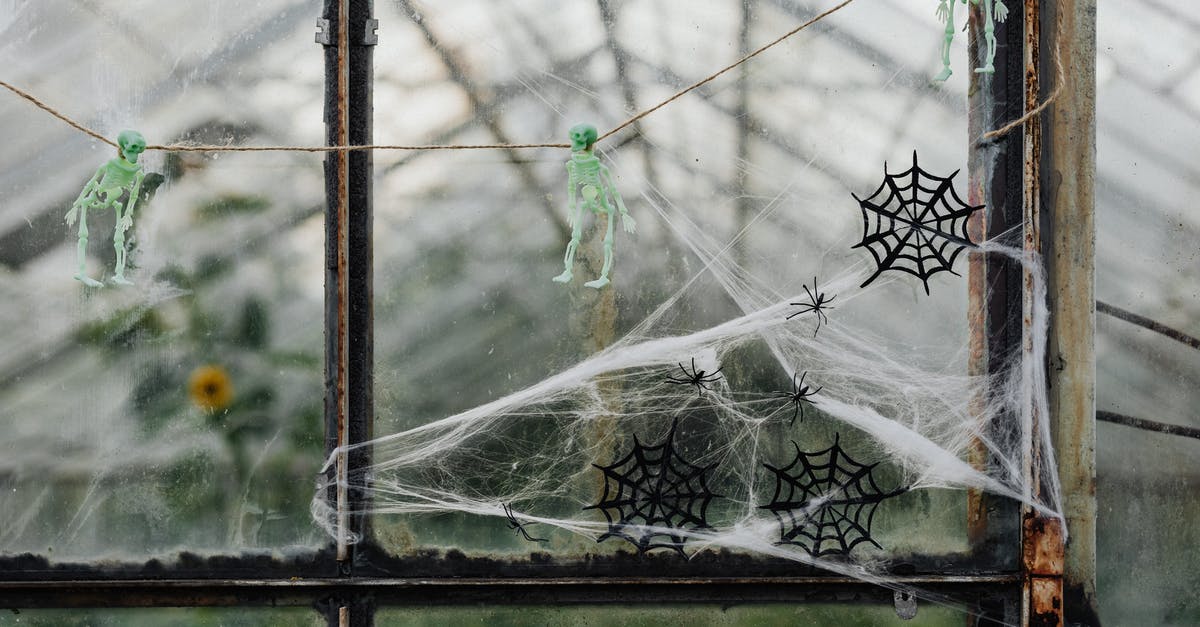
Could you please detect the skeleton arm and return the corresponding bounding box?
[66,167,105,226]
[994,0,1009,22]
[118,170,145,232]
[601,165,635,234]
[564,161,579,228]
[936,0,949,22]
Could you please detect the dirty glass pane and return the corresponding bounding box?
[1095,3,1200,625]
[370,0,1019,573]
[378,604,971,626]
[0,2,326,560]
[0,608,323,626]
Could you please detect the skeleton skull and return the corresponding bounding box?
[568,123,597,152]
[118,130,147,164]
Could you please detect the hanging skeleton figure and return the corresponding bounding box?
[934,0,1009,81]
[65,130,148,287]
[552,123,636,289]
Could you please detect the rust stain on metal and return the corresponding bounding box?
[1022,0,1041,359]
[1018,3,1070,626]
[1023,512,1064,576]
[1029,577,1064,627]
[335,0,351,564]
[1043,0,1099,618]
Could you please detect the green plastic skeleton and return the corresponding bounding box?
[552,123,635,289]
[934,0,1010,81]
[66,130,146,287]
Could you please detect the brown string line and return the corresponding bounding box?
[145,142,572,152]
[0,79,120,149]
[0,76,573,151]
[4,0,1060,150]
[1,1,856,153]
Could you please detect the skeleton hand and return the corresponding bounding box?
[118,215,134,232]
[994,0,1009,22]
[65,205,78,227]
[935,0,950,23]
[620,212,636,234]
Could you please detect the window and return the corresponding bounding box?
[3,1,1159,625]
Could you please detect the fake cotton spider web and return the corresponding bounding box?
[852,152,983,294]
[312,146,1065,617]
[761,434,907,558]
[584,419,719,556]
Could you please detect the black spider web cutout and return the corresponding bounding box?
[760,434,907,558]
[584,419,720,556]
[851,152,983,294]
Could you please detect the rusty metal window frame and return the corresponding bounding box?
[0,1,1098,625]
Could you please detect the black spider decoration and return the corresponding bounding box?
[773,371,822,425]
[665,357,723,396]
[786,276,836,336]
[503,503,547,544]
[760,435,907,558]
[851,152,983,294]
[585,419,720,556]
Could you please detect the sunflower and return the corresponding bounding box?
[188,364,234,412]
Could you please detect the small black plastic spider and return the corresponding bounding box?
[773,371,822,425]
[786,276,836,337]
[665,357,724,396]
[503,503,547,543]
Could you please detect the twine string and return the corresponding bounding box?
[2,0,1057,153]
[595,0,854,143]
[979,13,1066,143]
[0,79,119,148]
[1,1,856,153]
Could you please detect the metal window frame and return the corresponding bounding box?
[0,1,1098,625]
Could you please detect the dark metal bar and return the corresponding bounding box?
[322,0,375,574]
[0,575,1021,609]
[346,0,377,574]
[320,0,343,572]
[965,0,1026,581]
[1096,410,1200,440]
[335,0,352,568]
[1021,2,1071,625]
[320,0,351,571]
[1097,300,1200,351]
[319,592,373,627]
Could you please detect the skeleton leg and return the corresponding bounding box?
[73,200,104,288]
[975,0,997,73]
[934,0,957,82]
[553,193,586,283]
[111,207,133,285]
[584,194,617,289]
[112,173,143,286]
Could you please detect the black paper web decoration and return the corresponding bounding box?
[760,435,906,558]
[585,419,720,556]
[851,152,983,294]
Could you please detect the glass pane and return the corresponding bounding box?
[0,2,326,560]
[365,0,1031,576]
[1096,3,1200,625]
[0,608,323,626]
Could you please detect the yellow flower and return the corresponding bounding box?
[188,364,234,412]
